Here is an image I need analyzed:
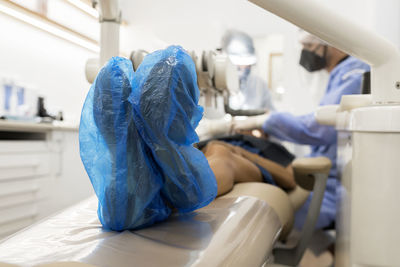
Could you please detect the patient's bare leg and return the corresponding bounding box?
[203,141,296,191]
[202,142,263,196]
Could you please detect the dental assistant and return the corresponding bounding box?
[222,30,274,111]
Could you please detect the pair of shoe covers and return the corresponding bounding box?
[79,46,217,231]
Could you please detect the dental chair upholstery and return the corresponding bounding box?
[223,156,331,266]
[0,196,281,267]
[0,157,330,267]
[225,157,331,238]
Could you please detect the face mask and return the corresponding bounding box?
[299,45,327,72]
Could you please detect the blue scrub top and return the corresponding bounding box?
[262,56,370,229]
[238,68,275,111]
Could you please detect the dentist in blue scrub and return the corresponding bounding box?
[263,34,370,229]
[233,33,370,229]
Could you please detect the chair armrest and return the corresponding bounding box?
[273,156,332,266]
[292,157,332,191]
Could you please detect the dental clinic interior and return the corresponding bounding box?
[0,0,399,266]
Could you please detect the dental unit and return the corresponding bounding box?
[249,0,400,266]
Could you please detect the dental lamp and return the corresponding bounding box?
[249,0,400,266]
[130,50,148,71]
[192,50,268,118]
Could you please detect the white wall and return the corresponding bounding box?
[119,0,313,113]
[119,0,298,51]
[0,12,96,124]
[2,0,399,124]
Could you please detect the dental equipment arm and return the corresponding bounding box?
[231,113,270,131]
[249,0,400,104]
[194,50,268,118]
[214,53,267,116]
[97,0,121,66]
[86,0,121,83]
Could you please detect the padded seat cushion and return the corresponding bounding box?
[221,182,310,239]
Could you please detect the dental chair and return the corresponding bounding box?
[225,157,331,266]
[0,156,330,267]
[0,49,331,267]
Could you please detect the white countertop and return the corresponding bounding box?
[0,120,79,132]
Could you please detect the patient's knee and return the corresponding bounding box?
[207,155,235,196]
[202,141,233,158]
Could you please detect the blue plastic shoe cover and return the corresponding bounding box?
[79,46,217,231]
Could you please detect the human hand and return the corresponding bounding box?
[231,113,270,132]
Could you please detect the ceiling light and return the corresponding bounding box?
[0,1,100,53]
